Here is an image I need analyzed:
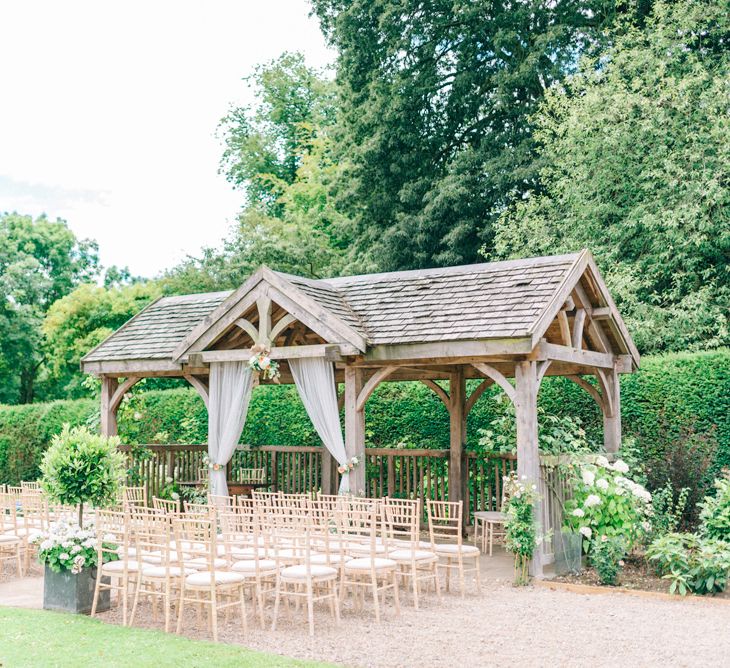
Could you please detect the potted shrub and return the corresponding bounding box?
[37,424,125,614]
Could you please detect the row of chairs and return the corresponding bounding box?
[0,482,79,575]
[93,489,481,638]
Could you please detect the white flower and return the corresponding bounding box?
[40,540,53,551]
[618,560,625,567]
[71,545,82,554]
[579,527,592,539]
[133,411,142,421]
[601,534,608,542]
[615,486,625,496]
[259,356,271,369]
[613,460,629,474]
[59,552,70,561]
[351,456,359,465]
[572,508,585,518]
[585,494,602,508]
[171,492,180,501]
[595,455,609,468]
[581,470,595,486]
[249,355,258,365]
[596,478,609,491]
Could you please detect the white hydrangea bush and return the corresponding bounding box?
[565,457,653,552]
[34,517,119,574]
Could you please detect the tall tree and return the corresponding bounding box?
[164,52,354,291]
[219,51,338,213]
[311,0,638,271]
[494,0,730,353]
[0,213,98,403]
[42,282,161,399]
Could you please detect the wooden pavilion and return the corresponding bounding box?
[81,249,639,574]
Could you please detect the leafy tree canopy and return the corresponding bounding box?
[0,213,98,403]
[493,0,730,353]
[42,281,162,399]
[310,0,646,271]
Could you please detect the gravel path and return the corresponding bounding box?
[97,576,730,667]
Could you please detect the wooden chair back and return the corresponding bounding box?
[426,499,463,546]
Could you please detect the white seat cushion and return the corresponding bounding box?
[141,550,190,564]
[101,559,141,574]
[231,559,278,573]
[473,511,507,522]
[348,543,387,555]
[231,547,273,560]
[275,548,314,560]
[185,570,245,586]
[345,557,397,571]
[388,548,437,561]
[434,543,480,556]
[391,539,433,550]
[0,534,21,544]
[310,553,352,565]
[186,557,227,569]
[8,527,41,538]
[280,564,337,580]
[142,565,197,578]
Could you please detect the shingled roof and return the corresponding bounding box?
[84,251,633,366]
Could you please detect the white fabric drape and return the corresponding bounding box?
[207,361,254,497]
[289,357,349,494]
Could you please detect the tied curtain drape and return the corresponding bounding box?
[289,357,350,494]
[207,361,254,497]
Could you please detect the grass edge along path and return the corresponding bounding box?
[0,606,338,668]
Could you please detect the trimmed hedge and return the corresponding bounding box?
[1,349,728,486]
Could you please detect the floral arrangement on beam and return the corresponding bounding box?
[248,343,281,382]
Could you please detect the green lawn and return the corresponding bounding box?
[0,607,335,668]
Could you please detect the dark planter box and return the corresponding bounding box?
[43,565,111,615]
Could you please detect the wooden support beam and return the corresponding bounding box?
[448,368,467,531]
[192,344,358,365]
[535,341,620,370]
[268,314,296,343]
[515,361,543,578]
[100,376,119,437]
[557,310,572,347]
[233,318,259,343]
[344,366,366,496]
[601,368,622,453]
[364,338,534,364]
[184,374,210,409]
[572,309,586,349]
[471,362,515,402]
[591,306,612,320]
[256,296,272,344]
[465,378,493,416]
[356,366,398,411]
[566,375,605,411]
[420,379,449,408]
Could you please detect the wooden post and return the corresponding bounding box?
[448,368,466,529]
[603,368,622,454]
[100,376,119,437]
[515,361,543,578]
[321,448,338,495]
[344,365,366,496]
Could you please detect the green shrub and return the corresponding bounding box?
[647,532,730,596]
[502,472,539,586]
[647,482,689,541]
[40,425,125,527]
[564,457,651,552]
[699,475,730,541]
[590,535,626,585]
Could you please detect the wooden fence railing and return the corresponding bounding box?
[118,445,567,539]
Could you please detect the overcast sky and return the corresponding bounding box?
[0,1,334,278]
